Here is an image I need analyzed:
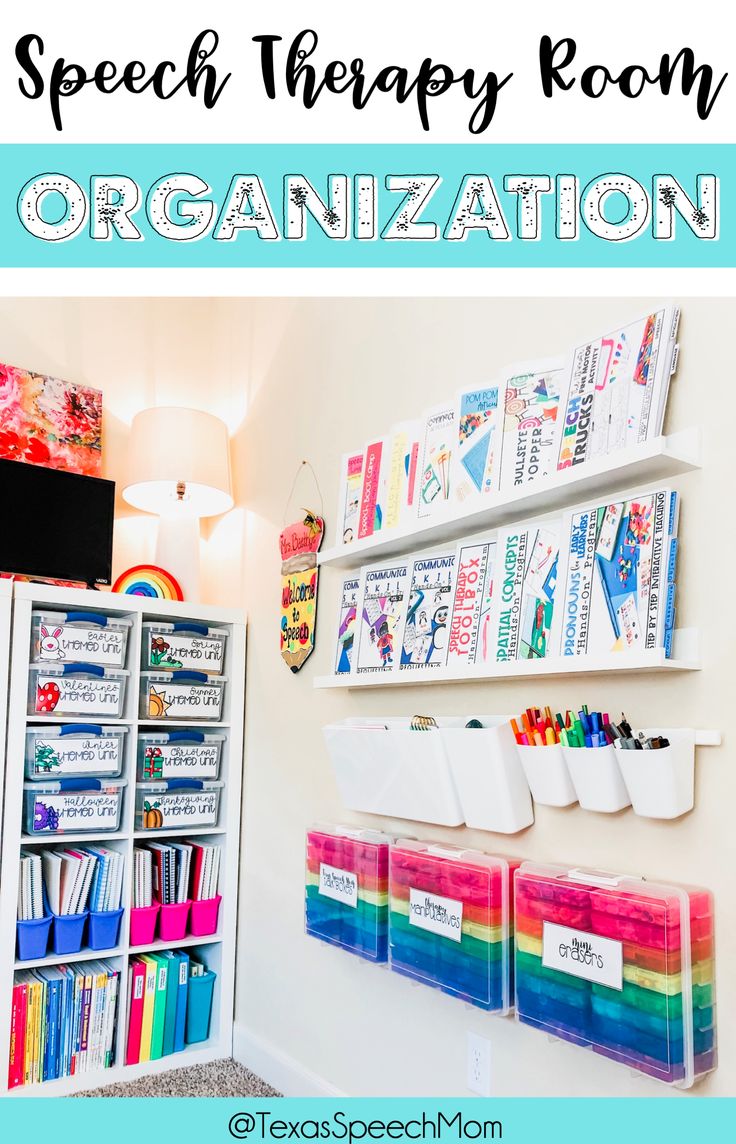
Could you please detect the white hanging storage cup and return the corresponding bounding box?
[323,717,464,826]
[442,718,533,834]
[563,744,631,813]
[517,743,578,807]
[616,729,696,819]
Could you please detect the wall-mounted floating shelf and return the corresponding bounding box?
[314,629,700,690]
[318,429,701,569]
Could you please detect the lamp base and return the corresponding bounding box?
[155,515,201,603]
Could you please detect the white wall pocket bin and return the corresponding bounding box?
[31,610,132,669]
[28,663,128,719]
[562,744,631,813]
[25,724,128,780]
[616,729,696,819]
[442,717,534,834]
[517,743,578,808]
[323,717,464,826]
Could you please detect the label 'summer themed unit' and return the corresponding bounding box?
[141,622,228,675]
[305,825,392,962]
[389,839,518,1012]
[23,780,126,834]
[25,725,128,779]
[135,780,223,830]
[139,672,226,722]
[514,862,717,1088]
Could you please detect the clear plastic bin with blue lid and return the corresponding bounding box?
[28,663,128,719]
[139,671,226,722]
[136,730,225,781]
[31,610,132,668]
[142,621,228,675]
[514,862,717,1088]
[135,779,224,830]
[25,724,128,779]
[23,778,127,835]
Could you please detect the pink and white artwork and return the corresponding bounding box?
[0,362,102,476]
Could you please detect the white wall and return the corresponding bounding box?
[1,296,732,1097]
[232,297,734,1098]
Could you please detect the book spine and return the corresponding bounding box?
[357,441,383,539]
[8,983,22,1088]
[646,490,667,651]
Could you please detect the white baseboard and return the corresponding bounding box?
[233,1024,346,1098]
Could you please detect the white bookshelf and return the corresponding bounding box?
[0,584,246,1097]
[0,581,13,858]
[318,430,700,569]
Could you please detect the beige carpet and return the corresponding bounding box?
[73,1057,282,1097]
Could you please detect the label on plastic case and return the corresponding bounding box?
[35,675,123,716]
[147,632,224,672]
[542,921,623,989]
[408,888,463,942]
[33,735,122,776]
[31,791,121,833]
[318,863,358,907]
[38,624,126,667]
[145,680,222,719]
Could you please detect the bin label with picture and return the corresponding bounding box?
[136,781,223,830]
[25,783,125,834]
[141,672,226,721]
[32,611,131,669]
[143,623,227,674]
[30,665,127,718]
[28,729,125,778]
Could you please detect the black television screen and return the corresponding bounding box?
[0,459,115,585]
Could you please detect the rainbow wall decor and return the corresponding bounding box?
[112,565,184,601]
[514,863,717,1087]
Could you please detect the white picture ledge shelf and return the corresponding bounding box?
[314,629,700,689]
[318,429,701,569]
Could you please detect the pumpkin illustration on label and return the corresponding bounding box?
[36,681,61,713]
[148,687,172,718]
[143,800,164,829]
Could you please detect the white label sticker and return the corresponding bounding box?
[318,862,358,908]
[542,921,623,990]
[142,741,220,779]
[408,888,463,942]
[33,735,122,777]
[144,790,219,828]
[147,632,224,672]
[30,790,121,833]
[145,680,223,719]
[35,675,123,717]
[134,975,144,1000]
[38,624,126,667]
[179,961,188,985]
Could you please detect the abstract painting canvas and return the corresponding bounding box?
[0,361,102,475]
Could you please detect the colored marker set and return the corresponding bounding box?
[305,825,391,962]
[514,863,717,1088]
[389,841,518,1012]
[512,706,620,749]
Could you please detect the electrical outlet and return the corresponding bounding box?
[467,1032,492,1096]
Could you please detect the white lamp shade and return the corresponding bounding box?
[123,406,234,519]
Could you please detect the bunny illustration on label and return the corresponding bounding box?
[39,625,64,660]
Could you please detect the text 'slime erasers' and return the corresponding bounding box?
[305,825,394,963]
[514,863,717,1088]
[389,839,519,1012]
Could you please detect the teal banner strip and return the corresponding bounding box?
[0,143,732,267]
[0,1096,732,1139]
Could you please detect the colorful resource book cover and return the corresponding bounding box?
[557,305,680,471]
[446,538,497,668]
[354,561,411,676]
[357,438,387,539]
[399,552,456,671]
[384,420,421,528]
[491,522,560,662]
[337,450,363,545]
[334,575,361,674]
[417,404,455,519]
[496,359,567,493]
[555,488,677,658]
[453,384,501,505]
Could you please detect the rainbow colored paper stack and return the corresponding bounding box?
[305,825,391,962]
[389,840,518,1012]
[514,863,717,1087]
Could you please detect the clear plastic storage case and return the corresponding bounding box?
[135,779,223,830]
[139,671,226,722]
[28,664,128,719]
[30,610,132,669]
[136,731,225,781]
[514,862,717,1088]
[23,779,126,835]
[389,839,518,1012]
[305,825,393,963]
[25,724,128,779]
[141,621,228,675]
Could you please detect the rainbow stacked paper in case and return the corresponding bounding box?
[514,863,716,1087]
[305,826,391,962]
[389,840,517,1012]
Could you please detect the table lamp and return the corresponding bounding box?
[122,406,234,602]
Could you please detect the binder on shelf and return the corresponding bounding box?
[149,953,169,1061]
[173,950,190,1053]
[138,956,158,1064]
[184,969,216,1045]
[162,951,181,1057]
[125,959,147,1066]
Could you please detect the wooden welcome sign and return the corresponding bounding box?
[280,510,324,672]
